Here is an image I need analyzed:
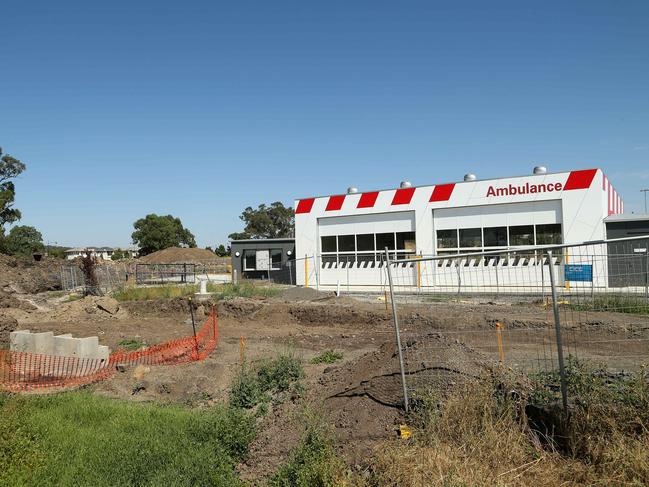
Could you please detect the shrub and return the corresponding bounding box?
[117,338,145,351]
[229,351,304,411]
[269,410,347,487]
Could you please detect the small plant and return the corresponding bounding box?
[80,251,101,296]
[310,350,343,364]
[117,338,145,351]
[269,409,347,487]
[229,351,304,411]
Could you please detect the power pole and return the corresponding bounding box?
[642,189,649,213]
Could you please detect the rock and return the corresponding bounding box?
[132,381,147,395]
[96,297,120,315]
[323,366,336,374]
[132,364,151,380]
[115,363,127,373]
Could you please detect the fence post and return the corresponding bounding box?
[645,248,649,301]
[546,250,569,414]
[304,254,309,288]
[385,247,410,412]
[288,260,293,285]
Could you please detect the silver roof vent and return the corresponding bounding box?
[533,166,547,175]
[464,173,477,182]
[347,186,359,194]
[399,180,413,189]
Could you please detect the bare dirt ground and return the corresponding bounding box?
[2,279,648,482]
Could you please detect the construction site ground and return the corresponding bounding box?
[2,274,648,481]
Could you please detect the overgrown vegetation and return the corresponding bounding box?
[270,410,348,487]
[0,391,256,486]
[568,294,649,315]
[369,362,649,486]
[229,351,304,411]
[117,338,145,351]
[310,350,343,364]
[112,282,282,302]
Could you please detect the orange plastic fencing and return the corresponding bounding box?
[0,307,219,392]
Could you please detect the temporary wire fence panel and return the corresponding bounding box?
[384,236,649,405]
[60,264,127,293]
[134,263,197,285]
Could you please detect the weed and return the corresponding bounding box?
[310,350,343,364]
[113,285,196,301]
[269,409,348,487]
[569,294,649,315]
[117,338,145,351]
[0,391,256,486]
[208,282,282,300]
[229,351,304,411]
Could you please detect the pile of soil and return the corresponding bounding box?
[138,247,223,265]
[0,312,18,347]
[0,253,62,294]
[45,296,127,322]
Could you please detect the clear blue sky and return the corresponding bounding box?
[1,0,648,248]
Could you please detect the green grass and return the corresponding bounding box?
[229,351,304,411]
[310,350,343,365]
[112,282,282,302]
[113,285,196,301]
[568,294,649,315]
[117,338,145,351]
[66,293,83,302]
[0,391,255,487]
[208,282,282,300]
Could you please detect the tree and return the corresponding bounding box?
[131,214,197,256]
[214,244,230,256]
[3,225,44,256]
[0,147,26,231]
[228,202,294,240]
[111,249,129,260]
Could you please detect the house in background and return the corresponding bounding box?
[65,247,139,261]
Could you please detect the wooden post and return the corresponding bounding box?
[495,322,505,365]
[239,336,246,364]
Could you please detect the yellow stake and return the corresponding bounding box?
[565,250,570,290]
[417,259,421,289]
[495,322,505,365]
[239,336,246,363]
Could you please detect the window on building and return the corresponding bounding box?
[356,234,375,251]
[436,229,458,249]
[459,228,482,248]
[535,224,562,245]
[270,249,282,270]
[376,232,395,250]
[509,225,534,246]
[321,236,337,253]
[483,227,507,247]
[338,234,356,252]
[243,251,256,271]
[396,231,416,251]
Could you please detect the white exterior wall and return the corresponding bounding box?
[295,169,622,289]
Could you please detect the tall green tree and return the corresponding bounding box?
[3,225,44,256]
[131,214,197,256]
[228,202,294,240]
[0,147,26,230]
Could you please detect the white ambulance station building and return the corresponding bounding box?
[294,167,624,289]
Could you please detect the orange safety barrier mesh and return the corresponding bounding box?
[0,307,219,392]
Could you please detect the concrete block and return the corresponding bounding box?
[31,332,54,355]
[9,330,31,352]
[53,335,80,358]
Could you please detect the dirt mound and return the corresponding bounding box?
[46,296,127,322]
[276,287,333,302]
[0,312,18,348]
[0,254,62,294]
[138,247,221,264]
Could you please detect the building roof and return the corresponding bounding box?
[230,238,295,243]
[604,213,649,223]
